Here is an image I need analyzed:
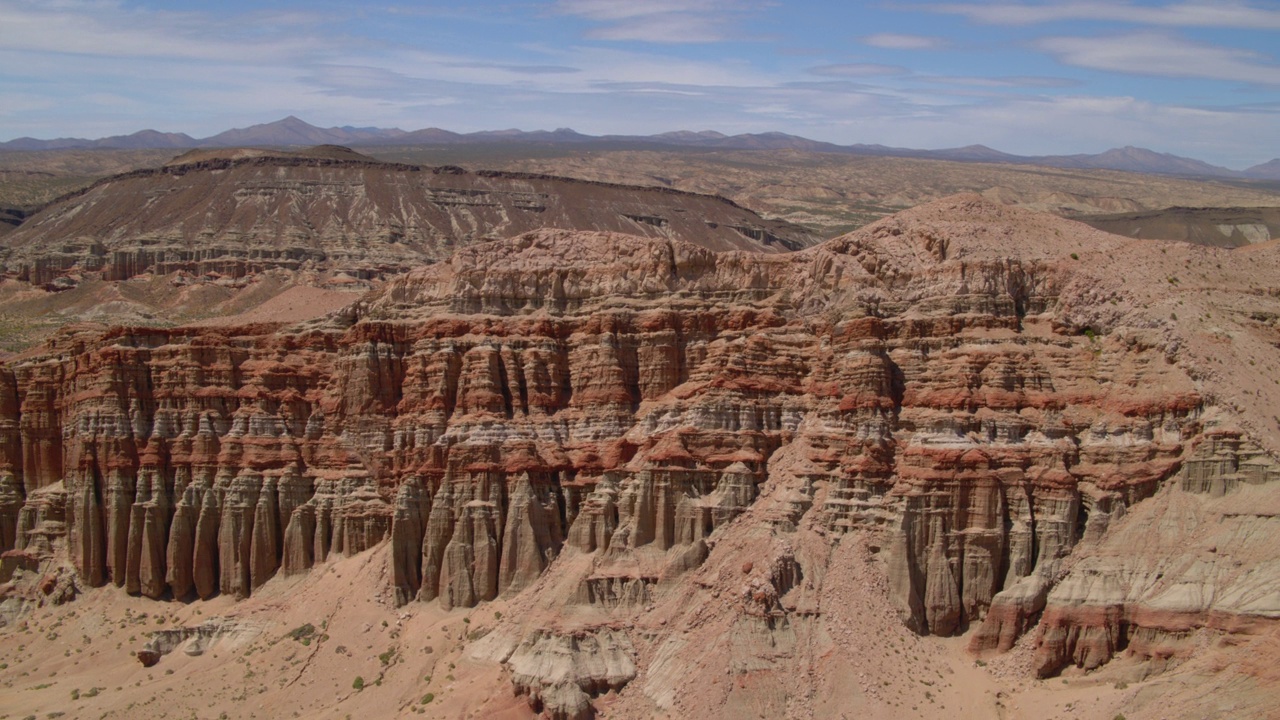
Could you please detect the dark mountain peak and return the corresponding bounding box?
[543,128,589,140]
[462,127,592,143]
[655,130,728,141]
[97,129,196,149]
[396,127,464,144]
[256,116,322,132]
[1028,145,1240,177]
[934,144,1018,161]
[202,117,346,147]
[1103,146,1161,158]
[1244,158,1280,180]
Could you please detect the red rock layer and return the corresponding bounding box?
[1014,432,1280,676]
[1,196,1276,681]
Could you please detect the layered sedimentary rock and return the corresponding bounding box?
[0,147,816,286]
[135,619,261,667]
[499,629,637,720]
[2,195,1278,711]
[1018,433,1280,677]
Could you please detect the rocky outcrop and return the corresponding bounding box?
[136,619,261,667]
[1,195,1277,690]
[480,628,638,720]
[1023,433,1280,677]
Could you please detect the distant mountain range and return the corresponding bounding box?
[4,116,1279,180]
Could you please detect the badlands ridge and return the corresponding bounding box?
[0,193,1278,719]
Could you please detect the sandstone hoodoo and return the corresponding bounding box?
[0,146,816,287]
[1,194,1279,718]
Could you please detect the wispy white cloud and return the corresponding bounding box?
[594,83,709,96]
[923,1,1280,29]
[742,103,822,119]
[809,63,909,77]
[554,0,725,22]
[918,75,1082,89]
[534,45,777,88]
[860,33,948,50]
[585,15,734,43]
[1038,33,1280,85]
[552,0,769,43]
[443,62,580,75]
[0,92,57,120]
[0,0,327,62]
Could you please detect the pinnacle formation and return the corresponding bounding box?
[1,193,1278,719]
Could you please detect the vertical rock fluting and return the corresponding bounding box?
[1021,433,1280,677]
[217,472,259,599]
[17,361,63,494]
[440,499,501,610]
[192,485,221,599]
[165,483,198,599]
[133,464,172,599]
[1,205,1272,682]
[0,369,23,552]
[390,476,429,605]
[0,473,23,552]
[498,472,565,596]
[418,479,456,604]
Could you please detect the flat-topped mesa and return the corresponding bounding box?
[2,194,1278,691]
[0,147,818,286]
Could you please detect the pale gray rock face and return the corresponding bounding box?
[476,628,637,720]
[1025,436,1280,677]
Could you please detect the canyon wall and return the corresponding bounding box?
[2,196,1278,711]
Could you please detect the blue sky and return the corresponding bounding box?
[2,1,1279,168]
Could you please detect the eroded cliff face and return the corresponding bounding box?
[0,151,817,287]
[1016,432,1280,677]
[2,195,1278,718]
